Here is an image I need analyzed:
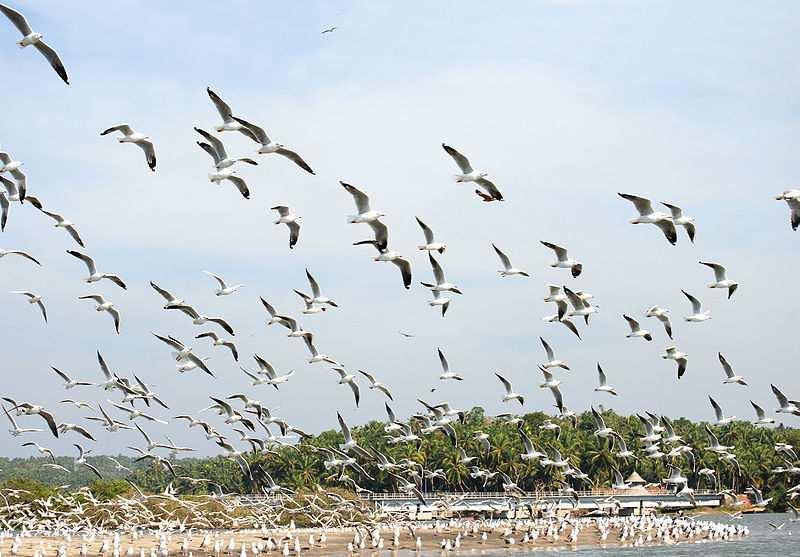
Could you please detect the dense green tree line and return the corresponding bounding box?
[3,408,798,511]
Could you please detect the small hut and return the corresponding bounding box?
[626,470,647,487]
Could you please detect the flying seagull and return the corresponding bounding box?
[661,346,688,379]
[206,87,257,139]
[645,306,673,339]
[492,244,529,277]
[415,217,446,254]
[100,125,156,171]
[541,241,582,277]
[495,373,524,405]
[11,290,47,322]
[354,238,412,289]
[332,368,360,407]
[194,126,257,169]
[232,116,314,174]
[437,348,463,381]
[0,152,26,202]
[623,314,652,341]
[594,364,618,396]
[341,182,384,224]
[66,250,127,289]
[775,190,800,231]
[204,271,243,296]
[0,248,40,265]
[271,206,301,249]
[40,209,84,247]
[421,253,461,294]
[196,332,238,362]
[540,337,569,370]
[699,261,738,299]
[166,303,234,335]
[662,202,696,242]
[681,290,710,322]
[207,167,250,199]
[321,26,337,34]
[305,268,337,307]
[78,294,121,334]
[0,3,68,83]
[50,367,92,390]
[358,370,393,401]
[617,193,677,245]
[718,353,747,386]
[441,143,503,201]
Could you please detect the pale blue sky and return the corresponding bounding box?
[0,1,798,456]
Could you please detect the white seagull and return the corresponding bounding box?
[661,346,688,379]
[662,202,696,243]
[167,303,234,335]
[303,335,339,365]
[305,268,338,307]
[40,209,84,247]
[563,286,598,323]
[750,401,776,425]
[428,288,451,317]
[50,367,92,390]
[11,290,47,322]
[0,151,26,201]
[354,238,412,289]
[66,250,126,289]
[194,126,258,169]
[771,384,800,416]
[332,368,360,407]
[441,143,503,202]
[341,182,384,223]
[0,248,39,265]
[492,244,529,277]
[100,125,156,171]
[540,337,570,370]
[645,306,673,339]
[253,354,294,388]
[709,396,736,425]
[421,253,462,294]
[0,3,68,83]
[776,190,800,231]
[495,373,524,405]
[206,87,257,138]
[150,282,184,309]
[699,261,738,299]
[681,290,710,322]
[718,353,747,386]
[415,217,446,253]
[437,348,463,381]
[232,116,314,174]
[196,331,238,361]
[541,241,582,277]
[358,370,393,401]
[594,364,618,396]
[617,193,677,245]
[271,205,301,249]
[207,167,250,199]
[623,314,652,341]
[204,271,243,296]
[78,294,121,334]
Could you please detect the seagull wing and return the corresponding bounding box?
[0,4,32,35]
[709,396,723,421]
[194,127,226,160]
[441,143,473,173]
[661,202,683,219]
[540,241,567,261]
[596,364,608,386]
[206,87,233,121]
[700,261,726,282]
[495,373,513,395]
[33,40,69,84]
[415,217,435,244]
[682,290,702,313]
[66,250,96,274]
[654,219,677,245]
[540,337,555,361]
[437,348,449,373]
[718,353,735,379]
[305,269,321,297]
[618,193,653,216]
[0,191,8,231]
[108,306,121,334]
[340,182,371,213]
[428,253,445,283]
[231,116,269,144]
[337,413,352,443]
[204,271,227,289]
[150,282,176,302]
[287,221,300,249]
[275,147,314,175]
[196,141,222,165]
[101,124,133,136]
[347,381,360,407]
[475,178,503,200]
[623,314,640,333]
[492,244,512,270]
[391,257,412,289]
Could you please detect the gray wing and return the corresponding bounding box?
[495,373,512,394]
[0,4,32,35]
[415,217,435,243]
[654,219,677,245]
[441,143,473,174]
[541,241,567,260]
[305,269,321,297]
[540,337,555,360]
[341,182,370,213]
[718,353,734,379]
[65,225,84,247]
[206,88,233,121]
[700,261,726,282]
[709,396,723,421]
[66,250,96,274]
[475,178,503,200]
[275,148,314,175]
[194,127,226,160]
[227,176,249,199]
[108,307,121,334]
[437,348,449,373]
[368,219,388,249]
[661,202,683,219]
[623,315,640,333]
[197,141,222,165]
[492,244,511,270]
[682,290,702,313]
[391,257,412,289]
[428,253,445,283]
[618,193,653,216]
[596,364,607,385]
[0,191,8,231]
[101,124,133,136]
[137,140,156,171]
[231,116,269,144]
[287,221,300,249]
[33,40,69,84]
[150,282,176,302]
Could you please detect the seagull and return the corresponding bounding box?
[428,289,450,316]
[153,334,214,377]
[66,251,127,289]
[681,290,710,322]
[100,125,156,171]
[194,127,257,169]
[0,152,26,201]
[415,217,446,253]
[699,262,738,299]
[541,241,582,277]
[196,331,238,361]
[540,337,570,370]
[662,201,696,241]
[718,353,747,386]
[330,369,360,407]
[661,346,688,379]
[341,182,384,223]
[57,422,94,441]
[205,87,257,138]
[303,334,339,365]
[78,294,121,334]
[11,290,47,322]
[109,402,166,424]
[495,373,524,405]
[4,401,60,437]
[358,370,393,400]
[591,406,615,438]
[305,268,337,307]
[50,367,92,390]
[594,364,618,396]
[437,348,463,381]
[421,253,462,294]
[441,143,503,201]
[0,248,39,265]
[40,209,84,247]
[321,26,337,34]
[563,286,598,323]
[645,306,673,339]
[776,190,800,230]
[542,312,582,340]
[623,314,652,341]
[3,404,42,436]
[150,281,184,309]
[206,166,250,198]
[21,441,55,462]
[0,4,68,83]
[272,314,310,338]
[617,193,677,244]
[231,116,314,174]
[354,239,412,289]
[167,303,234,335]
[538,366,561,390]
[252,354,294,388]
[271,206,301,249]
[492,244,529,277]
[750,401,776,425]
[73,444,102,479]
[204,271,243,296]
[771,384,800,416]
[709,396,736,425]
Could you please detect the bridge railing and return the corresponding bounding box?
[360,489,719,501]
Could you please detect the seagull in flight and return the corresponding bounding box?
[50,367,92,390]
[771,384,800,416]
[66,250,127,289]
[304,268,338,307]
[40,209,84,247]
[415,217,446,254]
[358,370,393,401]
[0,248,39,265]
[321,26,337,34]
[204,271,243,296]
[11,290,47,322]
[341,182,384,224]
[232,116,314,174]
[437,348,463,381]
[718,353,747,386]
[302,335,339,365]
[150,282,184,309]
[0,3,69,83]
[194,126,257,170]
[541,241,582,277]
[662,202,696,242]
[681,290,710,322]
[709,396,736,425]
[73,444,102,479]
[354,238,412,289]
[332,368,360,407]
[100,125,156,171]
[421,253,461,294]
[661,346,688,379]
[196,332,238,361]
[271,206,301,249]
[205,87,257,138]
[750,400,775,425]
[78,294,121,334]
[492,244,529,277]
[775,190,800,231]
[0,152,26,202]
[645,306,673,339]
[441,143,503,202]
[617,193,677,245]
[166,303,234,335]
[3,404,42,436]
[699,261,738,299]
[495,373,524,405]
[594,364,618,396]
[428,288,451,317]
[540,337,569,370]
[153,334,214,377]
[623,315,652,341]
[207,167,250,199]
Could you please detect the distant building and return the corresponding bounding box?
[626,470,647,487]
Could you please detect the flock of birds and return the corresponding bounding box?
[1,2,799,553]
